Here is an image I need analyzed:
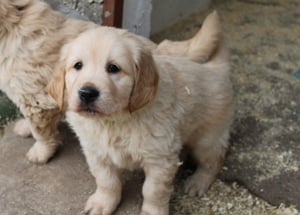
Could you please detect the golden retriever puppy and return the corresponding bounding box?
[0,0,220,164]
[47,12,233,215]
[0,0,95,163]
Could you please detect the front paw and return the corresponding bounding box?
[141,203,168,215]
[184,170,214,197]
[84,192,120,215]
[26,141,58,164]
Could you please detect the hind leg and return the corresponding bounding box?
[14,118,32,137]
[184,129,229,197]
[26,109,62,164]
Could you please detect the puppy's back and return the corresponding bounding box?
[154,40,232,142]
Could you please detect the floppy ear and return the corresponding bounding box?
[128,49,159,113]
[46,62,66,110]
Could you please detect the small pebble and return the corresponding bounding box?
[227,203,234,209]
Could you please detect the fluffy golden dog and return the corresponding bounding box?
[48,12,233,215]
[0,0,219,163]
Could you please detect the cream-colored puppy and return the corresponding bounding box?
[0,0,219,164]
[48,13,233,215]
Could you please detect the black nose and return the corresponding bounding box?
[78,86,99,104]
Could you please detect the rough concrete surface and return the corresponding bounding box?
[0,123,144,215]
[1,0,300,214]
[44,0,103,23]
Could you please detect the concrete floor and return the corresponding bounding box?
[1,0,300,214]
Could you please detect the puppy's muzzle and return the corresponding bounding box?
[78,86,100,105]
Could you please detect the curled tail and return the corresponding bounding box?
[188,11,225,63]
[155,11,226,64]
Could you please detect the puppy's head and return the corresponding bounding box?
[47,27,159,117]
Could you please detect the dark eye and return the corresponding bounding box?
[16,6,26,11]
[74,61,83,71]
[107,63,120,74]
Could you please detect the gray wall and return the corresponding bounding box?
[151,0,210,34]
[123,0,211,37]
[122,0,153,36]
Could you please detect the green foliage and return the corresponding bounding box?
[0,91,19,127]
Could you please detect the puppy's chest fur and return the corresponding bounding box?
[67,108,183,170]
